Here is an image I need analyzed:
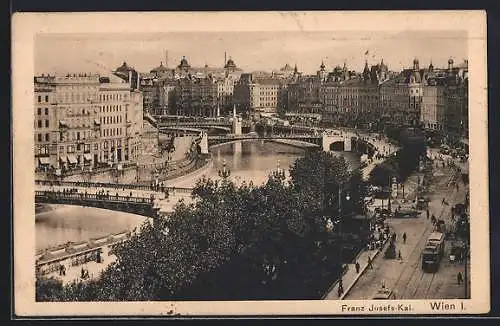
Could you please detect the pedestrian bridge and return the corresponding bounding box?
[35,190,160,217]
[34,180,194,216]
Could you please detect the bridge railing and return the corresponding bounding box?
[207,134,321,141]
[34,180,194,195]
[35,180,162,192]
[35,190,155,204]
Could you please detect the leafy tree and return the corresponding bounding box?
[35,276,64,301]
[36,150,370,301]
[369,161,398,187]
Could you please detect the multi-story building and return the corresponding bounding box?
[98,74,143,165]
[233,73,288,116]
[380,58,424,127]
[34,72,143,172]
[443,59,468,138]
[34,77,58,171]
[216,74,236,116]
[380,58,468,134]
[34,74,101,172]
[175,76,218,117]
[287,63,327,118]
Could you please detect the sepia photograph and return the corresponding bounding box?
[12,11,489,316]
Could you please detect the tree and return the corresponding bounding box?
[369,161,398,187]
[36,276,64,301]
[36,150,369,301]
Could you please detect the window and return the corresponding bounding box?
[94,143,99,150]
[37,108,41,115]
[77,132,80,140]
[45,108,49,115]
[84,144,90,153]
[37,96,41,103]
[45,95,49,102]
[45,120,49,128]
[37,120,42,128]
[45,133,50,142]
[67,145,75,153]
[37,134,42,142]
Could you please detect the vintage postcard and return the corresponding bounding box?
[12,11,489,317]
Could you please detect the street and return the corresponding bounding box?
[344,164,469,300]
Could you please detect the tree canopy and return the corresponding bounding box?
[36,150,369,301]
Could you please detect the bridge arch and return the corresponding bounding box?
[329,141,345,151]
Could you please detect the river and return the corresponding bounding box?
[35,140,360,251]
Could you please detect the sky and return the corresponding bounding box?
[35,31,468,76]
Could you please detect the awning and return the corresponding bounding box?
[67,155,77,164]
[59,120,67,126]
[59,155,67,162]
[38,157,50,165]
[94,119,100,125]
[83,153,93,161]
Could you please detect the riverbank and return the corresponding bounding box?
[267,139,320,150]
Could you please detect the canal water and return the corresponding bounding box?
[36,140,360,251]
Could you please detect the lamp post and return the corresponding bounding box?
[271,159,286,180]
[337,184,350,295]
[218,158,231,179]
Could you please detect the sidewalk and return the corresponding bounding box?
[323,245,385,300]
[323,170,424,300]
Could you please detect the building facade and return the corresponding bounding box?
[175,76,218,117]
[34,73,143,172]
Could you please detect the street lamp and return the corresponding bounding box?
[271,159,286,179]
[337,185,350,297]
[218,158,231,179]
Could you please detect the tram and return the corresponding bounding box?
[421,232,445,272]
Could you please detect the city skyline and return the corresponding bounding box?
[35,31,468,76]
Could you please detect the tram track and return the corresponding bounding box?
[391,171,458,299]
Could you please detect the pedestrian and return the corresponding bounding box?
[367,256,373,269]
[355,261,360,274]
[81,267,85,279]
[398,250,402,260]
[338,283,344,298]
[442,197,446,205]
[426,208,430,220]
[457,272,463,285]
[402,232,407,244]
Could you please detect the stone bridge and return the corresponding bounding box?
[197,131,381,157]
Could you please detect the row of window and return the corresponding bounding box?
[102,128,124,137]
[101,105,124,113]
[36,133,50,142]
[55,92,97,104]
[59,130,95,142]
[37,95,49,103]
[37,107,49,115]
[100,93,128,102]
[101,115,124,125]
[58,139,125,153]
[36,120,50,128]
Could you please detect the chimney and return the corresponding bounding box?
[225,52,227,66]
